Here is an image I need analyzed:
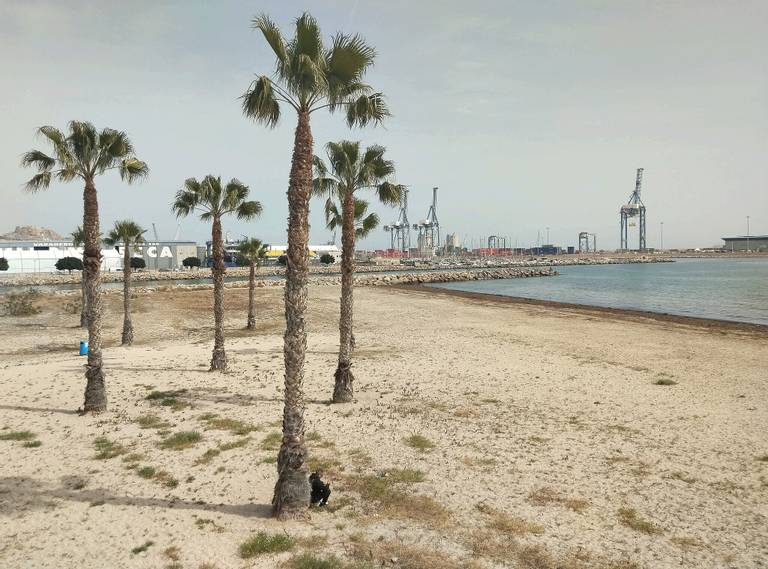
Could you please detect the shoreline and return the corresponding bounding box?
[398,283,768,336]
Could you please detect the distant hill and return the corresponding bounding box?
[0,225,64,241]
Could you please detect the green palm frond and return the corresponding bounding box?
[346,93,390,128]
[238,237,269,264]
[71,226,85,247]
[22,122,147,192]
[357,212,379,238]
[104,220,147,246]
[376,181,404,206]
[172,175,262,223]
[242,76,284,125]
[245,12,388,128]
[23,172,52,192]
[252,14,287,65]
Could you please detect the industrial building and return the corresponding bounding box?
[721,236,768,252]
[0,240,198,273]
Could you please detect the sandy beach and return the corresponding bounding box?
[1,283,766,569]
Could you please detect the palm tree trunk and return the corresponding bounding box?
[82,177,106,413]
[333,190,356,403]
[79,273,88,328]
[121,244,133,345]
[246,260,256,329]
[210,217,227,371]
[272,110,312,520]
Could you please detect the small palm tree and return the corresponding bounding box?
[237,238,269,330]
[243,12,388,520]
[313,141,400,402]
[104,220,147,346]
[21,121,148,413]
[71,226,88,328]
[172,176,262,371]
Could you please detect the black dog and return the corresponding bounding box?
[309,471,331,507]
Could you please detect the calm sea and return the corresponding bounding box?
[430,257,768,326]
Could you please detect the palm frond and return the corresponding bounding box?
[105,220,147,246]
[292,12,323,62]
[357,212,379,238]
[376,181,403,206]
[242,76,282,126]
[346,93,390,128]
[68,120,99,170]
[23,172,52,192]
[326,33,376,86]
[252,14,288,66]
[71,226,85,247]
[20,150,55,172]
[172,178,203,218]
[238,237,269,262]
[236,200,263,220]
[119,158,149,183]
[37,126,75,168]
[96,128,134,173]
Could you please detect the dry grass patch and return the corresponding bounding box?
[260,432,282,451]
[461,456,497,469]
[136,414,171,429]
[654,378,678,386]
[477,503,544,535]
[350,539,457,569]
[285,553,344,569]
[617,507,663,535]
[403,434,435,452]
[344,473,449,526]
[238,532,295,558]
[528,487,590,512]
[146,389,191,410]
[0,430,36,441]
[307,455,345,477]
[93,436,126,460]
[670,536,704,549]
[199,414,259,435]
[159,431,202,450]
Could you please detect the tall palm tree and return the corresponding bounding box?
[237,238,269,330]
[71,226,88,328]
[324,197,380,354]
[242,12,389,519]
[104,220,147,346]
[313,141,400,402]
[172,176,262,371]
[21,121,148,413]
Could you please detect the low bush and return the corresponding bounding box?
[0,258,8,271]
[319,253,335,265]
[55,256,83,273]
[3,290,41,316]
[182,256,201,268]
[130,257,146,269]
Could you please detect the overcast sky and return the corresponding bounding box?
[1,0,765,249]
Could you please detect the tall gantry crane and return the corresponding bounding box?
[620,168,646,251]
[413,187,440,253]
[383,187,411,253]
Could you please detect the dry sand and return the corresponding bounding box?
[0,284,766,569]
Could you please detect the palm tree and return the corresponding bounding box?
[104,220,147,346]
[325,197,380,354]
[172,176,262,371]
[313,141,400,402]
[71,226,88,328]
[21,121,148,413]
[242,13,389,519]
[237,238,269,330]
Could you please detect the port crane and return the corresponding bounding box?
[619,168,646,251]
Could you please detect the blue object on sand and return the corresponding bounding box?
[79,341,88,356]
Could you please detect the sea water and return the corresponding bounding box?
[430,257,768,326]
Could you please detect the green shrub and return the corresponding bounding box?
[130,257,146,269]
[159,431,202,450]
[182,256,201,268]
[0,258,8,271]
[55,256,83,273]
[277,255,288,266]
[319,253,335,265]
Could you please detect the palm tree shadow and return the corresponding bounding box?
[0,476,272,519]
[108,364,211,374]
[0,404,79,416]
[190,387,330,407]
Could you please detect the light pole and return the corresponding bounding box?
[746,216,750,252]
[660,221,664,251]
[546,226,550,246]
